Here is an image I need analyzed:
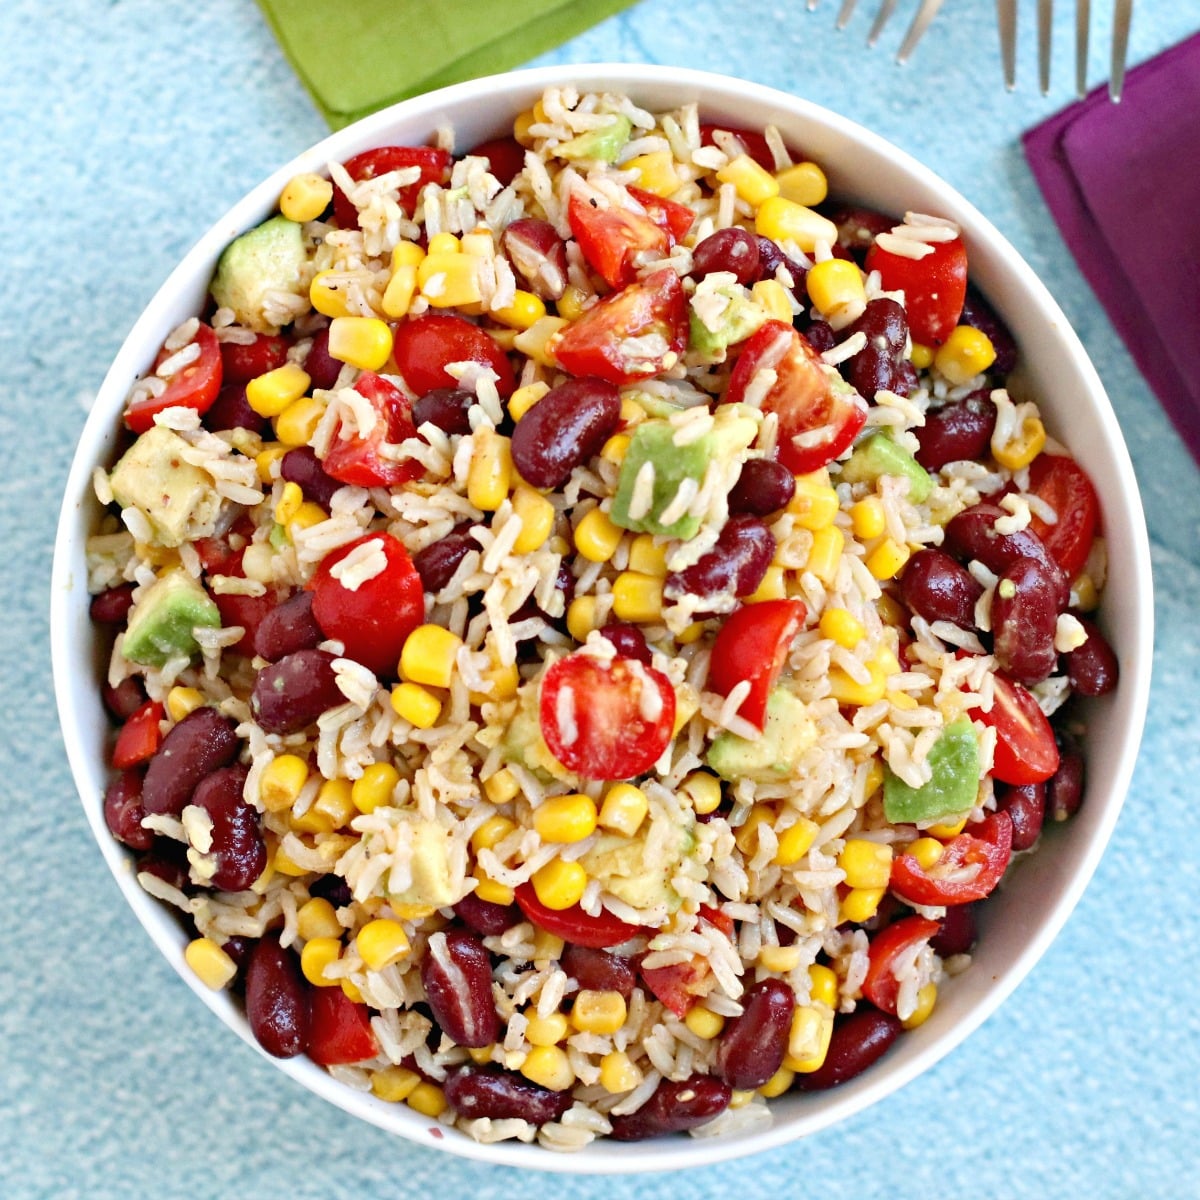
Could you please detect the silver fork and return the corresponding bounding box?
[996,0,1135,100]
[825,0,948,63]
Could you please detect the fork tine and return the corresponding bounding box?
[867,0,898,45]
[1110,0,1134,100]
[1075,0,1091,94]
[1037,0,1054,92]
[837,0,859,29]
[997,0,1018,89]
[896,0,947,62]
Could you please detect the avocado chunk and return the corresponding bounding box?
[109,425,221,548]
[839,430,934,503]
[123,570,221,667]
[610,408,758,540]
[389,820,457,911]
[688,280,769,360]
[882,716,981,825]
[210,215,307,333]
[707,686,817,782]
[556,114,632,164]
[580,819,695,914]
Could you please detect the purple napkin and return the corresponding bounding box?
[1023,32,1200,464]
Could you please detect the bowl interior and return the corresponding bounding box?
[51,64,1153,1173]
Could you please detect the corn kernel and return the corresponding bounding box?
[469,647,520,705]
[312,778,355,830]
[806,524,845,584]
[300,936,341,986]
[556,284,590,322]
[514,315,569,368]
[534,793,598,844]
[381,263,418,320]
[716,153,780,206]
[909,341,934,370]
[574,507,624,563]
[566,596,598,643]
[467,428,513,512]
[483,767,520,805]
[511,485,556,553]
[840,886,886,924]
[934,325,997,385]
[774,160,828,207]
[611,571,663,623]
[599,1050,642,1094]
[291,801,334,836]
[809,964,839,1009]
[474,875,515,906]
[785,1005,834,1073]
[993,413,1047,471]
[309,270,356,319]
[926,814,968,838]
[601,432,631,465]
[849,495,886,540]
[774,817,820,866]
[902,981,938,1030]
[471,814,516,854]
[340,977,365,1004]
[419,252,483,308]
[828,656,890,707]
[356,918,411,972]
[255,443,289,484]
[789,472,840,530]
[1072,573,1100,612]
[676,622,706,646]
[327,316,393,372]
[751,278,794,323]
[619,396,647,427]
[730,1090,756,1109]
[184,937,237,990]
[460,231,494,258]
[426,232,461,257]
[406,1082,447,1118]
[626,534,666,577]
[758,1066,796,1098]
[819,607,866,649]
[598,783,649,837]
[370,1065,421,1103]
[866,537,911,581]
[525,1010,570,1046]
[279,172,333,223]
[683,1004,726,1039]
[806,258,867,322]
[887,688,919,711]
[399,624,462,689]
[165,686,204,723]
[392,240,425,269]
[755,196,839,252]
[246,363,311,417]
[492,289,546,330]
[297,897,342,942]
[351,761,401,814]
[274,395,325,448]
[259,754,310,812]
[626,150,680,197]
[387,681,440,729]
[570,990,628,1035]
[274,480,303,525]
[513,108,538,147]
[759,944,803,973]
[508,380,549,422]
[903,838,944,873]
[745,564,787,603]
[680,770,722,815]
[839,839,894,889]
[734,804,774,855]
[520,1045,575,1091]
[531,859,587,910]
[532,928,565,963]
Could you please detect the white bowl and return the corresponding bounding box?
[51,63,1153,1172]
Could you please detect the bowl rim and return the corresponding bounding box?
[51,61,1154,1173]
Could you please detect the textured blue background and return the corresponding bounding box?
[4,2,1198,1196]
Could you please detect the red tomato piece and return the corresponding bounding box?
[707,599,806,730]
[862,916,941,1015]
[322,371,423,489]
[307,987,379,1065]
[552,269,688,387]
[699,123,778,171]
[627,186,695,243]
[392,313,515,398]
[567,191,671,290]
[124,324,223,434]
[864,236,968,346]
[466,135,525,186]
[214,588,279,655]
[539,652,676,781]
[1027,454,1099,581]
[977,673,1060,784]
[890,811,1014,906]
[112,700,165,769]
[697,903,734,936]
[331,146,452,229]
[640,958,709,1018]
[218,333,289,385]
[309,532,424,678]
[725,320,867,474]
[514,883,646,948]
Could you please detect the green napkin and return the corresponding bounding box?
[257,0,639,129]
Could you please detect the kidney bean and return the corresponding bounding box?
[302,326,342,391]
[915,392,997,472]
[251,648,344,735]
[245,935,310,1058]
[691,227,761,285]
[998,782,1046,852]
[308,873,353,908]
[931,902,978,956]
[755,236,807,296]
[221,935,254,974]
[104,768,154,851]
[280,447,341,510]
[609,1074,732,1141]
[900,548,983,631]
[102,676,147,722]
[991,557,1061,686]
[793,1007,902,1091]
[844,298,912,400]
[828,204,897,260]
[136,841,191,891]
[510,377,621,490]
[960,286,1018,376]
[253,591,324,661]
[142,706,240,816]
[413,387,474,437]
[803,320,837,353]
[453,892,521,937]
[90,583,136,625]
[664,515,774,605]
[189,763,266,891]
[727,458,795,516]
[597,621,651,664]
[560,945,637,998]
[715,979,796,1090]
[412,524,477,593]
[1046,736,1085,822]
[421,930,499,1048]
[443,1065,573,1124]
[204,383,269,436]
[1065,617,1119,696]
[501,217,569,301]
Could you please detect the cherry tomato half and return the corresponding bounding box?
[627,186,695,243]
[111,699,164,769]
[218,333,289,385]
[514,883,646,949]
[322,371,423,489]
[725,321,867,474]
[124,323,223,434]
[331,145,452,229]
[977,672,1060,785]
[466,135,525,186]
[307,986,379,1065]
[1027,453,1099,581]
[638,907,730,1017]
[707,598,806,731]
[862,916,941,1015]
[539,651,676,780]
[309,532,424,678]
[864,236,968,347]
[890,811,1013,906]
[567,191,671,291]
[392,313,515,399]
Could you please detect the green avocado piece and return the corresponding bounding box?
[839,430,934,503]
[210,215,307,333]
[707,686,817,782]
[688,283,769,360]
[882,716,981,825]
[580,820,695,913]
[556,114,632,163]
[123,570,221,667]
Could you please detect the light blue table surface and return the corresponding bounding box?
[4,2,1198,1197]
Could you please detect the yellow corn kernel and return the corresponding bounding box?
[381,263,418,320]
[357,918,412,971]
[426,232,461,257]
[774,817,820,866]
[993,413,1047,471]
[520,1045,575,1092]
[255,443,289,484]
[934,325,997,385]
[327,316,393,372]
[828,656,891,707]
[849,495,886,540]
[392,240,425,269]
[565,596,598,643]
[184,937,237,990]
[510,485,556,554]
[902,982,938,1030]
[339,978,365,1006]
[751,279,794,324]
[492,290,546,330]
[309,270,356,319]
[556,284,591,322]
[789,472,840,530]
[274,395,325,448]
[1072,573,1100,613]
[419,253,483,308]
[471,814,516,854]
[291,801,334,836]
[806,524,845,584]
[755,196,839,252]
[806,258,867,322]
[574,507,624,563]
[785,1005,834,1073]
[840,886,886,924]
[599,1050,642,1094]
[839,839,894,889]
[909,341,935,370]
[474,875,515,906]
[300,936,341,987]
[734,804,774,856]
[259,754,310,813]
[905,837,945,872]
[672,685,699,737]
[571,990,628,1035]
[288,500,328,533]
[745,564,787,603]
[626,150,680,197]
[775,160,829,207]
[460,230,495,258]
[312,778,355,830]
[470,1044,497,1064]
[351,761,401,814]
[513,108,538,146]
[467,428,513,512]
[370,1065,421,1103]
[165,686,204,723]
[716,153,780,207]
[406,1082,447,1118]
[483,767,520,805]
[758,1066,796,1098]
[279,172,333,223]
[531,859,587,911]
[532,928,565,963]
[759,944,803,973]
[601,432,631,465]
[809,964,839,1009]
[863,757,886,798]
[508,381,549,422]
[730,1090,756,1109]
[611,572,663,623]
[274,481,303,526]
[684,1005,726,1040]
[926,814,968,839]
[525,1010,570,1047]
[819,607,866,649]
[297,897,342,942]
[676,622,706,646]
[388,681,441,729]
[514,315,569,368]
[246,363,311,418]
[598,783,649,837]
[534,793,598,844]
[887,688,919,712]
[627,534,666,577]
[680,770,722,816]
[866,537,911,581]
[619,397,647,428]
[399,624,463,689]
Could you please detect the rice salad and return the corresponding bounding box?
[86,86,1119,1148]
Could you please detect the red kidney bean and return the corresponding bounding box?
[803,320,837,353]
[1046,736,1085,822]
[245,935,310,1058]
[102,676,148,722]
[280,447,341,510]
[998,781,1046,851]
[609,1074,732,1141]
[220,333,290,385]
[1065,617,1119,696]
[755,236,807,296]
[136,841,191,890]
[453,892,521,937]
[421,930,499,1048]
[90,583,137,625]
[844,298,912,400]
[308,873,353,908]
[560,945,637,998]
[413,387,474,437]
[142,706,240,816]
[190,763,266,891]
[502,217,569,301]
[664,515,774,604]
[510,377,621,489]
[931,902,978,956]
[104,768,154,851]
[991,557,1061,685]
[828,204,897,260]
[253,591,324,661]
[715,979,796,1090]
[914,392,998,472]
[221,935,254,974]
[900,548,983,631]
[302,326,342,391]
[597,621,652,664]
[793,1007,902,1091]
[444,1065,574,1124]
[412,523,477,593]
[960,286,1018,376]
[204,383,269,436]
[727,458,796,516]
[251,648,344,735]
[691,227,761,285]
